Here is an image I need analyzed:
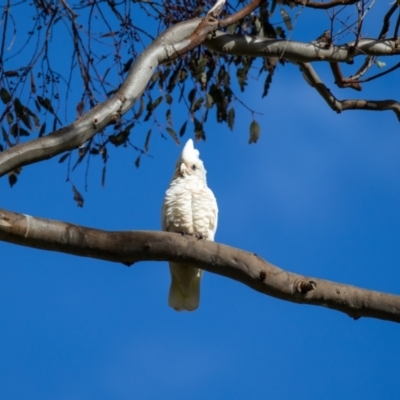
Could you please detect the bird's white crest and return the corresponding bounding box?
[180,139,199,163]
[162,138,218,312]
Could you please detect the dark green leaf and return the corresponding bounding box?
[135,155,141,168]
[11,124,18,138]
[249,120,261,144]
[227,108,235,131]
[166,127,179,145]
[37,96,54,113]
[165,93,173,105]
[102,165,106,187]
[0,88,11,104]
[194,119,205,141]
[134,97,145,119]
[151,71,159,83]
[179,69,188,82]
[152,96,163,109]
[179,121,187,137]
[4,71,18,77]
[14,99,32,130]
[1,126,7,141]
[19,127,30,136]
[191,97,204,113]
[8,172,17,187]
[6,113,13,124]
[30,71,36,94]
[144,129,152,153]
[236,64,249,92]
[122,57,133,73]
[109,123,134,146]
[166,109,172,126]
[72,185,84,207]
[262,73,273,98]
[39,122,46,137]
[166,67,180,93]
[59,153,70,163]
[188,88,196,104]
[205,93,214,109]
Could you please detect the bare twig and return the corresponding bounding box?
[298,61,400,120]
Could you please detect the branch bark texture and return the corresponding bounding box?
[0,208,399,323]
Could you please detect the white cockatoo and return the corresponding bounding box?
[162,139,218,311]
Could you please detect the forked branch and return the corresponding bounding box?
[298,62,400,120]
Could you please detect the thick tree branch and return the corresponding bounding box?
[298,62,400,120]
[204,31,400,62]
[0,207,399,323]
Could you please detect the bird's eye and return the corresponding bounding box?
[191,164,197,171]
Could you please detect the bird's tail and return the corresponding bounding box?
[168,263,203,311]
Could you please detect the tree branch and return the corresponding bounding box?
[0,17,204,178]
[0,207,399,323]
[1,14,400,178]
[298,62,400,120]
[204,31,400,62]
[277,0,359,9]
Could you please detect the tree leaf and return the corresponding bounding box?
[59,153,70,163]
[4,71,18,77]
[165,93,173,105]
[188,88,196,105]
[166,108,172,126]
[72,185,84,207]
[152,96,163,110]
[19,127,30,136]
[227,107,235,131]
[280,8,293,31]
[0,88,11,104]
[134,96,145,119]
[30,71,36,94]
[262,73,273,98]
[166,127,180,145]
[191,97,204,113]
[14,99,32,130]
[194,118,206,141]
[179,121,187,137]
[135,155,141,168]
[101,165,106,187]
[144,129,152,153]
[11,123,18,138]
[109,123,134,146]
[37,96,55,113]
[249,120,261,144]
[122,57,133,73]
[8,172,18,187]
[6,112,14,124]
[39,122,46,137]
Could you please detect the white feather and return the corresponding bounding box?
[162,139,218,311]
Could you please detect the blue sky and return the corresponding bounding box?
[1,2,400,399]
